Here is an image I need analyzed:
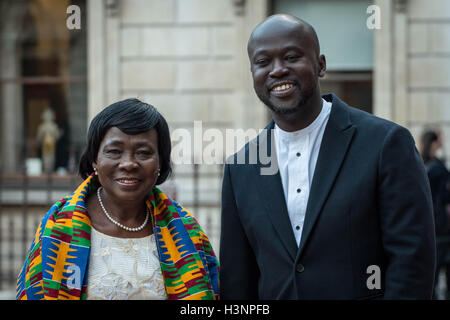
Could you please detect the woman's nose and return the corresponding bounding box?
[118,154,138,170]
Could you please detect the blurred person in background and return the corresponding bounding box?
[16,98,219,300]
[421,129,450,300]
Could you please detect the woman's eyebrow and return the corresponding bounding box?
[103,139,124,147]
[134,142,153,148]
[104,140,154,148]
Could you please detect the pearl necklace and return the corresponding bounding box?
[97,187,149,232]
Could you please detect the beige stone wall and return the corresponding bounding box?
[86,0,450,250]
[375,0,450,159]
[117,0,258,128]
[87,0,268,251]
[88,0,268,130]
[407,0,450,159]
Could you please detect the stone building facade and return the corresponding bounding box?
[1,0,450,295]
[375,0,450,156]
[86,0,270,251]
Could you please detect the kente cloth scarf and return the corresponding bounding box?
[16,174,219,300]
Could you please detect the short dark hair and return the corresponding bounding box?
[78,98,172,185]
[420,130,439,164]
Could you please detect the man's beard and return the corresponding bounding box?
[266,97,308,115]
[259,90,311,115]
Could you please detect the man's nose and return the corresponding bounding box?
[269,59,288,78]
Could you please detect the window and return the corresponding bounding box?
[0,0,87,175]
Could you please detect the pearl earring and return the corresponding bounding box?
[157,169,160,177]
[94,168,98,175]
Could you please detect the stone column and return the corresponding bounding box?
[373,0,409,127]
[87,0,106,123]
[393,0,409,127]
[1,1,24,173]
[373,0,393,120]
[105,0,120,105]
[236,0,269,130]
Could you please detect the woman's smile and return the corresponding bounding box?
[115,177,142,189]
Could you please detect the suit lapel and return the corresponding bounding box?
[297,94,356,259]
[254,123,298,261]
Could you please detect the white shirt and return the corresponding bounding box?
[86,227,167,300]
[274,98,332,247]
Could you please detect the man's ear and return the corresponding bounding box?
[318,54,326,78]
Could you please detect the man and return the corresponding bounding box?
[220,14,436,299]
[420,130,450,299]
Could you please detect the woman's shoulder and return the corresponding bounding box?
[46,193,86,218]
[37,192,91,240]
[173,200,217,254]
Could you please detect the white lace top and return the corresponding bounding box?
[86,227,167,300]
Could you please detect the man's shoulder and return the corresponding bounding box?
[225,124,273,167]
[225,135,261,167]
[334,99,397,131]
[333,97,410,141]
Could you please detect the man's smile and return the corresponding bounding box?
[269,80,297,98]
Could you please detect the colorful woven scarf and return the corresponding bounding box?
[16,174,219,300]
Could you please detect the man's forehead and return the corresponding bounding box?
[249,26,313,55]
[252,19,302,40]
[248,17,319,56]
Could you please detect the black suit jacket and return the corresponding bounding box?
[220,94,436,299]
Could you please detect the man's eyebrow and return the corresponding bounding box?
[283,45,303,52]
[250,49,267,58]
[251,45,303,57]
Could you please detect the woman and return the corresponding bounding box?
[420,130,450,299]
[16,99,219,300]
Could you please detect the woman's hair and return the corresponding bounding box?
[78,98,172,185]
[420,130,439,164]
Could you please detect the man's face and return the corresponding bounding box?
[248,23,325,114]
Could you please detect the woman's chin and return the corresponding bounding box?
[108,184,150,202]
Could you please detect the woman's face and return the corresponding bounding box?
[93,127,160,203]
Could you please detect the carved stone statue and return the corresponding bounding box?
[36,108,61,174]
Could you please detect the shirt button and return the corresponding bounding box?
[297,188,301,193]
[296,152,301,157]
[296,263,305,273]
[295,226,300,230]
